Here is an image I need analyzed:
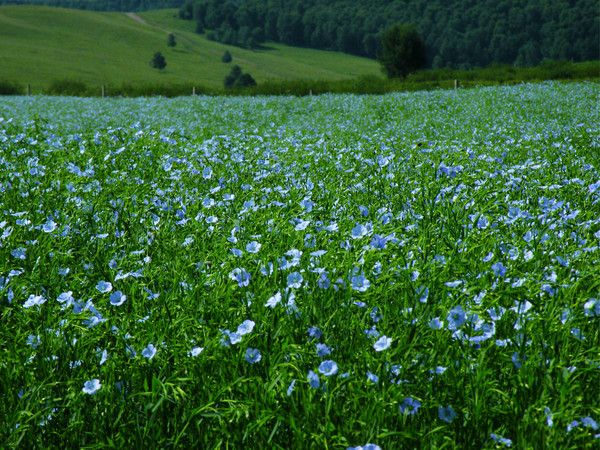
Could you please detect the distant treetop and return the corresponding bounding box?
[378,23,426,78]
[0,0,185,11]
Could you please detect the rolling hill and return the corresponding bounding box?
[0,6,381,92]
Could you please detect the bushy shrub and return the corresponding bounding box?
[0,80,23,95]
[224,65,256,89]
[150,52,167,70]
[236,73,256,88]
[114,83,212,97]
[46,79,89,96]
[221,50,232,63]
[167,33,176,47]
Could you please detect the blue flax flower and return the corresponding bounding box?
[316,343,332,357]
[307,326,322,339]
[399,397,421,415]
[307,370,320,389]
[236,319,255,335]
[109,290,126,306]
[447,306,466,330]
[366,371,379,383]
[286,379,296,396]
[373,335,392,352]
[287,271,303,289]
[347,444,381,450]
[229,268,250,287]
[490,433,512,447]
[492,261,507,277]
[96,280,112,293]
[23,294,46,308]
[438,405,457,423]
[351,273,370,292]
[318,360,338,376]
[265,291,282,308]
[142,343,157,360]
[82,379,101,395]
[245,347,261,364]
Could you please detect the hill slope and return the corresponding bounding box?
[0,6,380,91]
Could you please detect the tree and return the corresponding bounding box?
[224,65,256,89]
[236,73,256,88]
[167,33,176,47]
[378,23,426,78]
[224,65,242,88]
[221,50,232,63]
[150,52,166,70]
[179,1,193,20]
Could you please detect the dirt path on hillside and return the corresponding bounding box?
[124,11,205,52]
[125,12,147,25]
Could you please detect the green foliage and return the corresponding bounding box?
[0,79,22,95]
[221,50,232,63]
[180,0,600,68]
[112,82,209,97]
[0,0,184,11]
[378,23,426,79]
[150,51,167,70]
[237,72,256,87]
[167,33,176,47]
[2,61,595,98]
[47,79,88,96]
[224,65,256,89]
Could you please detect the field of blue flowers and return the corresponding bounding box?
[1,82,599,448]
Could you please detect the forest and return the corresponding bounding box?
[178,0,599,68]
[0,0,182,11]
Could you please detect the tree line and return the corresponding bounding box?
[0,0,182,11]
[179,0,599,68]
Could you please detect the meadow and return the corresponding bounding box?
[0,82,599,448]
[0,6,380,92]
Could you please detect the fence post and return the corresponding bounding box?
[101,85,105,98]
[454,79,459,89]
[27,84,31,96]
[192,86,196,96]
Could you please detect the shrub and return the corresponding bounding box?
[46,79,89,96]
[115,83,212,97]
[150,52,167,70]
[167,33,176,47]
[236,73,256,88]
[221,50,232,63]
[224,65,256,89]
[0,80,23,95]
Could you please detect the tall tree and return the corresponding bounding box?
[150,52,167,70]
[378,23,426,78]
[167,33,177,47]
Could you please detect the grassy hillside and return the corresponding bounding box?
[0,6,380,91]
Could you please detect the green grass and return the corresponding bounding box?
[0,6,381,91]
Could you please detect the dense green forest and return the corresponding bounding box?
[179,0,599,68]
[0,0,182,11]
